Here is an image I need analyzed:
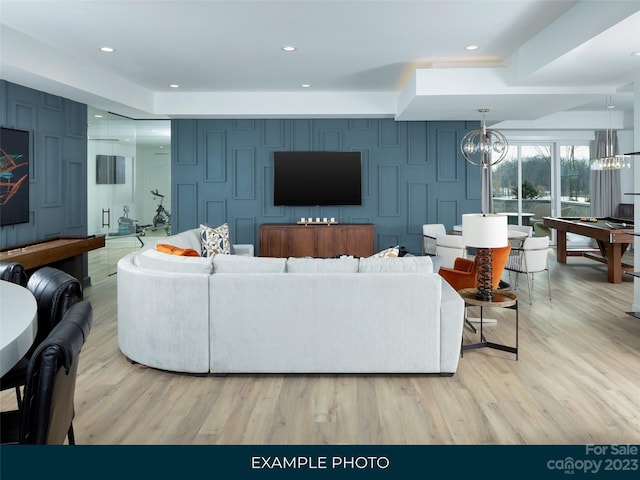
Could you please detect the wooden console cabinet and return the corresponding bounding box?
[259,224,374,258]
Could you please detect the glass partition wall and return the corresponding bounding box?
[87,108,171,276]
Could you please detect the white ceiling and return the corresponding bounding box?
[1,0,639,124]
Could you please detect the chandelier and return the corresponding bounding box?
[591,98,630,170]
[460,109,509,168]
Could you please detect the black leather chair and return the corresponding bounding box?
[0,261,27,287]
[0,266,83,407]
[0,301,93,444]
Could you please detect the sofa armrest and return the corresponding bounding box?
[231,244,254,256]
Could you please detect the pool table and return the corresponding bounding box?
[542,216,634,283]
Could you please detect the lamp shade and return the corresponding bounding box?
[462,213,508,248]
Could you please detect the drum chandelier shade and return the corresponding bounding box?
[460,109,509,168]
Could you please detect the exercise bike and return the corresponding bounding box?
[151,189,171,233]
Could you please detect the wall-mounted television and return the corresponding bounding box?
[273,151,362,206]
[96,154,125,184]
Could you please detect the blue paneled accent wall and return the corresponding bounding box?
[172,118,481,255]
[0,81,88,248]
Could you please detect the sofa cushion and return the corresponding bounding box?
[200,223,231,257]
[156,243,200,257]
[137,248,214,274]
[213,255,286,273]
[358,256,434,273]
[286,257,359,273]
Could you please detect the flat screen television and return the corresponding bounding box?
[273,151,362,206]
[96,154,125,184]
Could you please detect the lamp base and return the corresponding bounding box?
[475,289,493,302]
[475,247,493,301]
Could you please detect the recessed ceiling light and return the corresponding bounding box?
[169,84,180,88]
[94,114,103,118]
[632,51,640,57]
[100,46,115,53]
[301,84,311,88]
[282,46,297,52]
[466,45,479,51]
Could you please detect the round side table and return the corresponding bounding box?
[458,288,518,360]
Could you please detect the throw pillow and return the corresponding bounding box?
[138,249,214,274]
[156,243,200,257]
[369,245,400,258]
[200,223,231,257]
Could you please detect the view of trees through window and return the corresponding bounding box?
[491,143,591,239]
[560,145,591,203]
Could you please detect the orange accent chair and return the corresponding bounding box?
[439,245,512,292]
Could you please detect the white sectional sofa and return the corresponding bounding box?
[117,228,465,375]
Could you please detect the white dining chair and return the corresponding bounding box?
[422,224,446,256]
[505,236,551,304]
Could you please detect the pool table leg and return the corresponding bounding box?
[607,243,628,284]
[556,230,567,263]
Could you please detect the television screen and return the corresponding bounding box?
[0,127,30,226]
[273,151,362,206]
[96,154,125,184]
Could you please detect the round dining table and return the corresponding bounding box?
[0,280,38,377]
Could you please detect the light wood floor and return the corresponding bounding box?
[3,237,640,445]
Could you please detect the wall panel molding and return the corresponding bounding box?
[262,120,285,148]
[233,147,255,200]
[173,119,197,166]
[349,119,372,130]
[233,119,255,131]
[234,217,255,245]
[66,160,84,228]
[203,129,226,182]
[437,199,460,229]
[433,125,460,182]
[378,119,401,147]
[262,165,284,217]
[319,129,342,151]
[204,199,227,227]
[175,182,197,233]
[407,182,429,234]
[41,93,63,111]
[41,133,63,207]
[378,165,400,217]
